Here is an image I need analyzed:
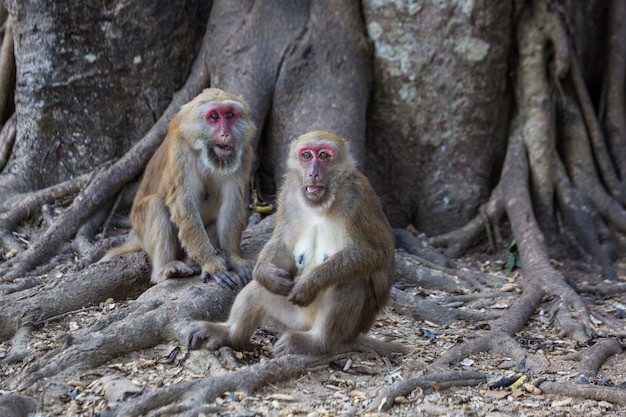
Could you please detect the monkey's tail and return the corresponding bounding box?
[344,336,408,357]
[99,235,142,263]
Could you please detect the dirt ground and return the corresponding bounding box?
[1,253,625,417]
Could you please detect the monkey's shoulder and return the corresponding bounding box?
[343,173,394,244]
[336,173,384,215]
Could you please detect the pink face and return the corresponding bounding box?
[205,104,240,152]
[297,144,335,197]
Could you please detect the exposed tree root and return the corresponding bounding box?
[2,323,31,364]
[390,288,498,326]
[504,139,589,341]
[573,282,626,297]
[396,249,498,292]
[559,93,626,235]
[393,229,451,267]
[0,251,149,342]
[12,276,238,392]
[425,0,626,342]
[0,173,90,260]
[563,338,623,380]
[373,370,488,412]
[431,280,546,370]
[570,42,625,204]
[425,189,505,258]
[438,291,517,305]
[113,354,330,417]
[539,382,626,407]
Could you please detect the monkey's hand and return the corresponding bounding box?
[287,277,318,307]
[200,258,241,289]
[228,256,254,285]
[253,263,294,296]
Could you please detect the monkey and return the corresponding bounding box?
[102,88,256,287]
[187,131,405,356]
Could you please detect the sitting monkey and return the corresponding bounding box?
[187,131,405,356]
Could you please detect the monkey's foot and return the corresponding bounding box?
[163,261,201,279]
[273,331,323,356]
[187,321,234,350]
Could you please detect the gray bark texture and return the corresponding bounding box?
[203,0,371,195]
[2,0,209,191]
[362,0,511,232]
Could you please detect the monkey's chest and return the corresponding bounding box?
[198,182,223,225]
[199,194,220,224]
[292,220,347,273]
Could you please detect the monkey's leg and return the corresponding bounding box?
[226,281,307,347]
[136,196,194,283]
[273,283,367,356]
[188,281,302,351]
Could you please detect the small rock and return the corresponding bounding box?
[551,398,573,407]
[268,393,297,402]
[598,401,614,409]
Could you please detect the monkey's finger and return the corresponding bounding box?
[259,263,291,279]
[200,270,233,287]
[188,333,207,350]
[236,265,254,284]
[211,271,241,289]
[186,327,206,350]
[275,278,295,296]
[287,290,313,307]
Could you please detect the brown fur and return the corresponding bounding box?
[187,131,405,356]
[102,88,255,286]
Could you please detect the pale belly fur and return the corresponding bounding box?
[291,210,348,326]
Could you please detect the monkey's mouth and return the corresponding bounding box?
[305,186,324,195]
[213,144,233,157]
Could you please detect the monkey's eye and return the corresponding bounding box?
[318,151,331,160]
[226,111,234,119]
[210,112,219,120]
[300,151,313,160]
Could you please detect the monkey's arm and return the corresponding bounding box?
[216,177,254,282]
[253,238,297,296]
[287,245,381,306]
[168,184,230,281]
[289,182,394,306]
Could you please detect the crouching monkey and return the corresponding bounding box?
[101,88,255,287]
[187,131,406,356]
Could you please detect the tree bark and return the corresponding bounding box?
[362,0,512,232]
[1,0,209,191]
[203,0,371,195]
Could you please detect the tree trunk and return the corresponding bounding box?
[1,0,209,192]
[363,0,511,233]
[202,0,371,195]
